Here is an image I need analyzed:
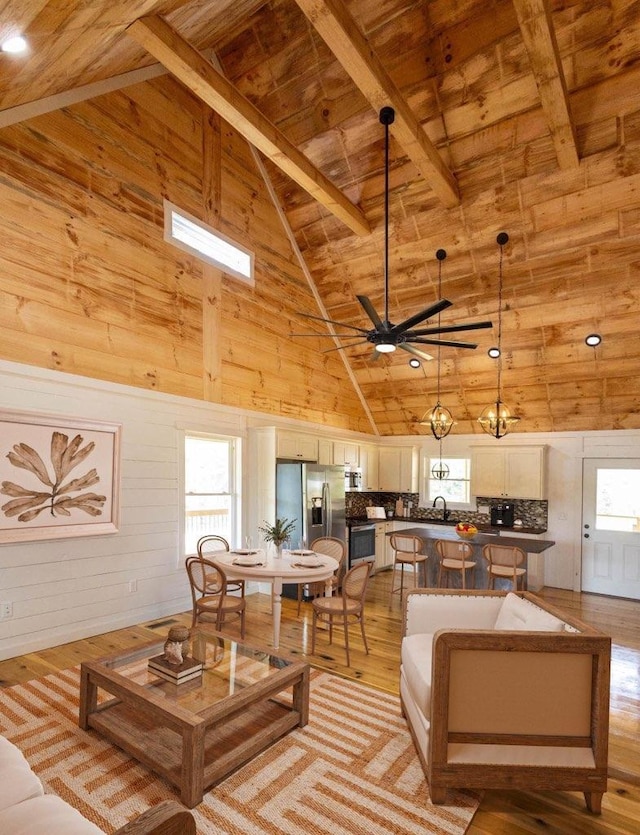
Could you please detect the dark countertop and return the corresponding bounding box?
[346,516,547,536]
[385,525,555,554]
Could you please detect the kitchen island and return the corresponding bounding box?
[386,526,555,591]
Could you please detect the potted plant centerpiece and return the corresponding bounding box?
[258,517,297,558]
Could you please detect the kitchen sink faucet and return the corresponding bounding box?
[432,495,450,521]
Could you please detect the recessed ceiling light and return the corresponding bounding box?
[409,358,421,368]
[585,333,602,347]
[2,35,28,54]
[488,346,501,358]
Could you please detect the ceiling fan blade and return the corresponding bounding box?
[389,299,452,335]
[289,332,367,338]
[298,311,370,334]
[400,343,434,362]
[356,295,384,329]
[410,336,479,349]
[321,339,372,353]
[408,320,493,337]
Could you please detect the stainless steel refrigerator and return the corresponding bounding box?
[276,462,346,548]
[276,462,345,600]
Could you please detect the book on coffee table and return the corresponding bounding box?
[148,654,203,682]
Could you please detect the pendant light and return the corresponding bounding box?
[419,249,455,439]
[478,232,520,438]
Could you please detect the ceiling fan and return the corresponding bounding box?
[291,106,493,362]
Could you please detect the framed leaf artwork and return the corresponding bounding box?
[0,410,121,543]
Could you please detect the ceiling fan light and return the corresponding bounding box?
[420,402,455,440]
[375,342,396,353]
[478,401,521,439]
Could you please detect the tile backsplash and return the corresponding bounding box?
[347,492,548,529]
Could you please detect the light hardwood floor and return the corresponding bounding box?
[1,574,639,834]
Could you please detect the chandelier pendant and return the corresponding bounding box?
[478,233,520,438]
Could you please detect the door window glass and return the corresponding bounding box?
[595,468,640,532]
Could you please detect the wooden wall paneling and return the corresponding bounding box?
[202,105,223,402]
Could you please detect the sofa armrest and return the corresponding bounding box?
[113,801,195,835]
[430,629,611,766]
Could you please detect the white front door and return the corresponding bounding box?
[581,459,640,599]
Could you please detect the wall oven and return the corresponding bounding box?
[348,523,376,568]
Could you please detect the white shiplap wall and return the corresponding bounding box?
[0,360,256,661]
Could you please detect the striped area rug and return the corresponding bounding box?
[0,667,480,834]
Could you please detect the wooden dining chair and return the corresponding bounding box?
[388,533,428,605]
[196,534,245,597]
[185,556,246,637]
[310,561,371,667]
[296,536,347,614]
[482,543,527,590]
[435,538,476,589]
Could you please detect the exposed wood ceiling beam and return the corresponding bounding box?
[127,15,370,236]
[512,0,579,169]
[292,0,460,208]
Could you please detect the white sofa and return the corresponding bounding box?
[401,590,611,813]
[0,735,195,835]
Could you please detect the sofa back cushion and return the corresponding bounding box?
[494,593,567,632]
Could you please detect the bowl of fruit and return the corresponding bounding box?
[455,522,478,540]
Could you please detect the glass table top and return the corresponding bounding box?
[94,630,293,714]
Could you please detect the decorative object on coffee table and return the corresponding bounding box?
[148,653,203,685]
[167,624,190,657]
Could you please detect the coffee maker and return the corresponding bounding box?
[490,502,515,527]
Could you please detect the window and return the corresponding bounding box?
[595,468,640,532]
[423,456,471,506]
[164,200,254,286]
[184,434,240,555]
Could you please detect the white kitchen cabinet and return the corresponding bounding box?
[471,445,547,500]
[317,438,332,465]
[333,440,360,467]
[276,430,318,461]
[378,446,418,493]
[360,444,379,491]
[375,522,394,571]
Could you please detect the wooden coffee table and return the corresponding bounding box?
[79,630,309,808]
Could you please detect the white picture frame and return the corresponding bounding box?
[0,409,121,543]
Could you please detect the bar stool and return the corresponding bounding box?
[482,543,527,590]
[388,533,427,605]
[435,539,476,589]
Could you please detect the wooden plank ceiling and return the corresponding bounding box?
[1,0,640,435]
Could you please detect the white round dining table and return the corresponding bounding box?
[212,550,339,649]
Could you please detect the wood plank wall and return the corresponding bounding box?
[0,73,372,433]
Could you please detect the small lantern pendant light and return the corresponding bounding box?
[478,232,520,438]
[420,249,455,439]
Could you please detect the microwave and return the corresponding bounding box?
[345,468,362,492]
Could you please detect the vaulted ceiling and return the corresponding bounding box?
[2,0,640,435]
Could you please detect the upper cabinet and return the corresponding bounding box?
[276,430,318,461]
[378,446,418,493]
[360,444,379,492]
[332,440,360,467]
[471,445,547,500]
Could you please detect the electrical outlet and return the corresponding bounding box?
[0,601,13,619]
[128,580,137,593]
